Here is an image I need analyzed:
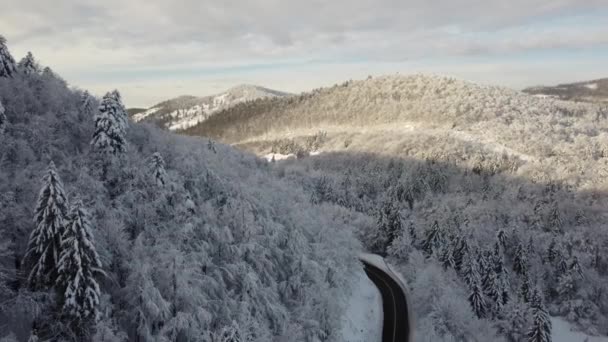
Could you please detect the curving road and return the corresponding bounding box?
[362,260,412,342]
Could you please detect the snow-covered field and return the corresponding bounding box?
[339,270,383,342]
[553,317,608,342]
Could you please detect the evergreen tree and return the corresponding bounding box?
[57,200,103,327]
[376,198,402,253]
[453,235,469,272]
[527,289,552,342]
[520,275,532,303]
[18,52,39,75]
[569,256,583,278]
[461,249,479,286]
[422,220,441,255]
[439,242,455,269]
[91,90,128,154]
[468,275,487,319]
[497,228,507,249]
[148,152,168,187]
[556,271,575,301]
[0,100,6,135]
[548,201,562,233]
[24,161,69,288]
[0,35,17,78]
[80,91,95,118]
[546,238,558,263]
[513,242,528,275]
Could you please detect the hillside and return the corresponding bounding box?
[184,74,608,339]
[132,84,289,131]
[523,78,608,104]
[0,38,360,341]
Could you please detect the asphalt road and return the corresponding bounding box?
[362,261,411,342]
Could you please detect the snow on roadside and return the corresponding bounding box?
[552,317,608,342]
[338,269,383,342]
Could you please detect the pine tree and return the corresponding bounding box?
[513,242,528,275]
[422,220,441,255]
[461,249,479,286]
[527,289,552,342]
[91,90,128,154]
[439,242,455,269]
[556,271,575,300]
[80,91,95,118]
[148,152,168,187]
[0,100,6,135]
[546,239,557,263]
[569,256,583,278]
[497,229,507,249]
[24,161,69,288]
[0,35,17,78]
[57,200,103,326]
[18,52,39,75]
[453,236,469,272]
[548,201,562,233]
[377,199,402,253]
[520,275,531,303]
[468,275,487,319]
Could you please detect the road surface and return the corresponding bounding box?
[362,260,411,342]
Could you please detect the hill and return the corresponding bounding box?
[523,78,608,104]
[184,74,608,339]
[0,38,358,341]
[132,84,289,131]
[126,107,146,116]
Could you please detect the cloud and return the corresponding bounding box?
[2,0,607,106]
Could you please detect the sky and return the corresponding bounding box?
[2,0,608,108]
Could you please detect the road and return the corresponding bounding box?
[362,261,411,342]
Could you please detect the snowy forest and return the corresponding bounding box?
[0,36,361,341]
[1,32,608,342]
[184,75,608,340]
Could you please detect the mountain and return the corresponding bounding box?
[183,74,608,339]
[131,84,290,131]
[523,78,608,103]
[126,107,146,116]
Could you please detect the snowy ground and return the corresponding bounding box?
[552,317,608,342]
[338,270,383,342]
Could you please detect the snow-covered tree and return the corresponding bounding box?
[24,161,69,289]
[513,242,528,276]
[80,91,95,118]
[148,152,168,187]
[0,35,16,78]
[468,275,487,319]
[422,220,441,255]
[461,249,480,286]
[91,91,128,154]
[57,200,103,326]
[520,275,532,303]
[18,52,40,75]
[0,100,6,135]
[527,289,552,342]
[546,238,558,263]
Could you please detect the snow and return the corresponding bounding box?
[552,317,608,342]
[584,83,598,90]
[264,153,295,161]
[338,270,383,342]
[132,107,160,122]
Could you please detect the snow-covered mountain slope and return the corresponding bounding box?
[184,74,605,181]
[131,84,289,131]
[523,78,608,103]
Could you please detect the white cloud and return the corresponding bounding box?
[2,0,607,106]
